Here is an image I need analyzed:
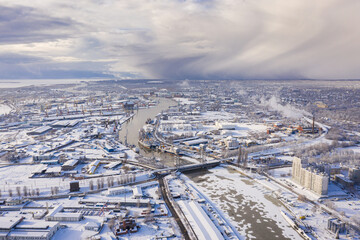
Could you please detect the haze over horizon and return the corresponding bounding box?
[1,0,360,80]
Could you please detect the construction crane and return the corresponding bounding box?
[98,201,109,216]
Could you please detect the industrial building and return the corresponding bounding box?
[45,205,82,222]
[87,160,100,175]
[84,222,100,232]
[328,218,346,234]
[349,167,360,184]
[32,154,53,162]
[224,136,239,149]
[61,159,78,171]
[0,217,60,240]
[114,217,138,235]
[177,200,223,240]
[183,139,208,146]
[27,126,52,136]
[215,121,236,130]
[106,186,132,196]
[50,120,81,128]
[70,181,80,192]
[292,157,329,195]
[334,174,354,187]
[104,161,121,169]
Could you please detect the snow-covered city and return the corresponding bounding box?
[0,79,359,240]
[1,1,360,239]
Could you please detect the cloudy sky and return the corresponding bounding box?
[0,0,360,80]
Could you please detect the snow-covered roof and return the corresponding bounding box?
[177,200,223,240]
[0,216,23,230]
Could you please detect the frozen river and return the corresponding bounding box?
[118,98,181,166]
[186,167,302,240]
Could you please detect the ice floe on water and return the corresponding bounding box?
[186,166,302,240]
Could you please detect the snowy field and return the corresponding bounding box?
[0,163,153,197]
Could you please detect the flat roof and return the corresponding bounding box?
[45,166,62,173]
[30,126,52,134]
[183,139,208,146]
[7,230,49,237]
[0,217,23,230]
[53,212,82,218]
[47,205,64,217]
[16,220,58,230]
[63,159,78,167]
[178,200,223,240]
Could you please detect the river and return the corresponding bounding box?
[119,98,301,239]
[118,98,183,167]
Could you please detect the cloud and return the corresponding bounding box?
[0,0,360,79]
[0,5,79,44]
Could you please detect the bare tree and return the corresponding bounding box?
[298,194,307,202]
[237,146,248,168]
[108,218,115,230]
[117,177,120,185]
[107,177,111,188]
[89,180,94,190]
[97,179,101,189]
[54,187,59,195]
[23,186,28,197]
[123,152,128,163]
[16,186,21,197]
[100,178,105,188]
[36,188,40,196]
[137,199,140,208]
[311,206,317,214]
[110,176,114,187]
[8,189,13,197]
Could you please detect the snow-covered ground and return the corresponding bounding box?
[0,163,153,197]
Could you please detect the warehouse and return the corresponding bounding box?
[104,161,121,169]
[45,205,82,222]
[106,186,132,196]
[27,126,52,135]
[183,139,208,146]
[87,160,100,175]
[61,159,79,171]
[50,120,81,128]
[177,200,223,240]
[0,217,60,240]
[7,221,60,240]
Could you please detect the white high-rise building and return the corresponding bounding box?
[292,157,329,195]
